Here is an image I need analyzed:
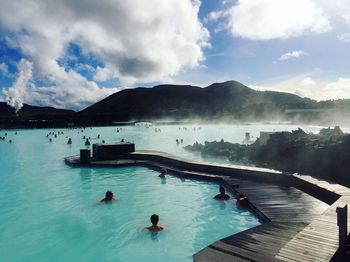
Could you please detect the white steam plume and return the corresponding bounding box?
[3,59,33,112]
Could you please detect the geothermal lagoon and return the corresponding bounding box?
[0,123,336,261]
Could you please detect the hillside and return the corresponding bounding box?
[78,81,315,122]
[0,102,75,128]
[2,80,350,127]
[0,102,74,119]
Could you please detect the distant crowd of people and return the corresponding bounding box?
[0,132,12,143]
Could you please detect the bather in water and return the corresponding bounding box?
[146,214,164,232]
[159,168,167,178]
[214,186,230,200]
[100,190,116,203]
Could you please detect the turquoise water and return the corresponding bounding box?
[0,124,333,261]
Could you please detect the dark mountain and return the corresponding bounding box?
[0,102,16,118]
[2,80,350,127]
[78,81,316,121]
[0,102,74,118]
[0,102,75,128]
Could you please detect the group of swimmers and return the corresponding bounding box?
[99,189,164,232]
[46,131,65,142]
[177,127,202,131]
[0,137,11,143]
[99,168,248,233]
[175,138,184,144]
[0,131,15,143]
[99,169,168,232]
[213,185,249,206]
[66,135,107,145]
[46,131,64,136]
[0,132,11,142]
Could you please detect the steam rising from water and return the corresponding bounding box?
[3,59,32,112]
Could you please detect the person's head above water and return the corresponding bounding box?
[235,192,245,200]
[150,214,159,226]
[214,185,230,200]
[219,185,225,194]
[100,190,115,202]
[159,168,167,177]
[105,190,114,200]
[146,214,164,232]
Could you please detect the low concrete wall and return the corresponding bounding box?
[66,149,341,205]
[127,152,291,185]
[93,142,135,160]
[291,175,340,205]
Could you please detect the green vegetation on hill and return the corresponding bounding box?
[185,127,350,186]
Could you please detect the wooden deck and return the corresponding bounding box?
[193,176,330,262]
[275,175,350,262]
[65,150,350,261]
[193,222,308,262]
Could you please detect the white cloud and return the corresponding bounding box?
[293,89,306,97]
[94,66,116,82]
[0,62,9,76]
[338,33,350,43]
[323,78,350,100]
[253,75,350,101]
[208,0,331,40]
[315,0,350,26]
[204,10,226,24]
[301,77,316,86]
[0,0,209,109]
[3,59,120,111]
[279,50,307,61]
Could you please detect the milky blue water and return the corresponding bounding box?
[0,124,334,261]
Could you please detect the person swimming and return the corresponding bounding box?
[146,214,164,232]
[67,138,72,144]
[214,186,230,200]
[100,190,115,203]
[85,138,91,145]
[235,192,249,207]
[159,168,167,178]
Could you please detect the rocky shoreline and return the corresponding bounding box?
[185,126,350,186]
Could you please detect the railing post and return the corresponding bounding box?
[336,204,348,247]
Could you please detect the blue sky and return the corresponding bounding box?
[1,0,350,110]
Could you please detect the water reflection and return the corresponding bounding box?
[150,232,159,241]
[79,168,93,184]
[219,200,226,210]
[161,178,166,184]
